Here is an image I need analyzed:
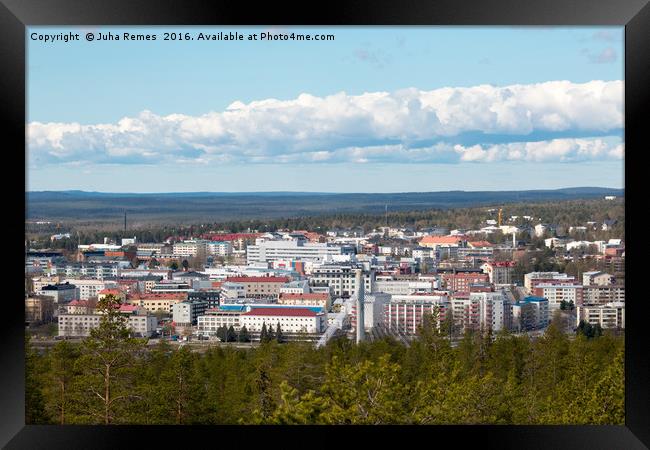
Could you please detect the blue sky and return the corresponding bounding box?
[27,26,624,192]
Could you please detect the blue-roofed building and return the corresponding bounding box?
[512,296,549,331]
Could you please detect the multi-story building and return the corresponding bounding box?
[150,281,193,294]
[511,296,549,331]
[196,308,243,335]
[58,312,157,337]
[582,285,625,306]
[533,284,584,310]
[451,291,511,332]
[439,270,489,293]
[187,290,220,309]
[310,265,374,297]
[224,276,290,299]
[220,281,247,302]
[172,299,209,326]
[372,279,434,295]
[25,295,55,324]
[36,283,79,304]
[278,293,330,309]
[173,240,209,258]
[577,302,625,329]
[246,239,354,264]
[240,308,326,334]
[350,293,391,333]
[524,272,577,292]
[481,261,516,285]
[59,278,114,300]
[280,280,310,295]
[127,293,185,314]
[206,241,233,257]
[582,271,615,286]
[385,293,450,335]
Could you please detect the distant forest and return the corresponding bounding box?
[26,187,623,226]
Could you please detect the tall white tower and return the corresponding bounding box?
[355,269,365,343]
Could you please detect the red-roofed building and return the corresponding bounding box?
[467,241,493,248]
[98,289,126,302]
[225,276,291,299]
[127,293,185,313]
[278,293,330,309]
[240,307,325,334]
[419,235,466,248]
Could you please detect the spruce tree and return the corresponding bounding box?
[276,322,284,343]
[227,325,237,342]
[238,326,250,342]
[259,323,268,343]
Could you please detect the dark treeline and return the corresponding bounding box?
[26,297,624,425]
[27,199,624,248]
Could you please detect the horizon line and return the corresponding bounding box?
[26,186,625,195]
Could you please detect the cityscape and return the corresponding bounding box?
[24,26,624,425]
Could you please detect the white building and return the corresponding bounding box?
[240,308,326,334]
[206,241,232,257]
[173,240,209,258]
[172,300,209,326]
[246,239,354,264]
[58,313,157,337]
[220,281,247,302]
[57,279,115,300]
[310,265,374,297]
[372,279,434,295]
[534,284,583,311]
[280,280,310,294]
[196,309,243,335]
[452,291,512,332]
[582,271,615,286]
[577,302,625,329]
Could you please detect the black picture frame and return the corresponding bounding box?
[3,0,648,447]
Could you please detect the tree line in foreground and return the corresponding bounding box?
[26,296,623,425]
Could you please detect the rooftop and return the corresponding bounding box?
[242,308,317,317]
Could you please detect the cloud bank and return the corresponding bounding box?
[28,80,623,167]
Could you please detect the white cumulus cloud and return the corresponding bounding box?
[27,80,623,167]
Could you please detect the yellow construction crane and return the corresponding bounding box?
[498,208,503,227]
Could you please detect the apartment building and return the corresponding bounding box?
[577,302,625,329]
[172,300,210,326]
[451,291,511,332]
[533,284,584,310]
[127,293,185,313]
[385,293,450,335]
[224,276,290,299]
[524,272,577,292]
[37,282,79,304]
[310,265,374,297]
[439,270,489,293]
[582,285,625,306]
[60,278,115,300]
[481,261,516,285]
[511,296,549,331]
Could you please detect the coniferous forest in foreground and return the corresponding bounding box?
[25,297,624,426]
